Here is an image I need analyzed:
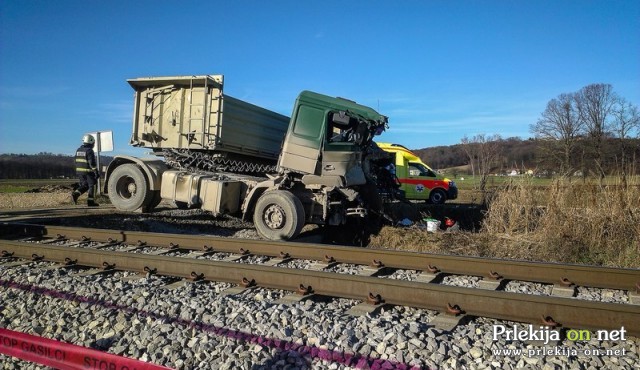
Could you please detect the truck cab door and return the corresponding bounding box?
[278,104,324,174]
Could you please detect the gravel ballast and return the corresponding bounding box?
[1,259,638,370]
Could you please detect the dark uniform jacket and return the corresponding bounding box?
[75,144,97,175]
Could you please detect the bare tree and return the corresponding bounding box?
[612,98,640,186]
[574,83,617,184]
[476,134,503,193]
[460,134,503,201]
[460,135,476,178]
[530,93,583,176]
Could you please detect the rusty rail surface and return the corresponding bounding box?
[1,239,639,337]
[0,206,115,222]
[1,222,639,292]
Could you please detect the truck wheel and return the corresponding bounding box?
[108,164,152,211]
[429,189,446,205]
[253,190,305,240]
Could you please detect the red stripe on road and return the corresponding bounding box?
[0,279,424,370]
[0,328,172,370]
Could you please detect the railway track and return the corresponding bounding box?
[1,222,639,338]
[0,204,116,222]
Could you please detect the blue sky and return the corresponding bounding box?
[1,1,639,156]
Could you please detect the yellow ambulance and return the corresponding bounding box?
[377,143,458,204]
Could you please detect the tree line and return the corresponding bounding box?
[414,138,539,173]
[0,153,112,179]
[414,83,639,191]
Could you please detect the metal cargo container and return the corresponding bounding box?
[128,75,290,160]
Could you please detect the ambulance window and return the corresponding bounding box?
[408,163,436,177]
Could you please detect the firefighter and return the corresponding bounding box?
[71,134,99,207]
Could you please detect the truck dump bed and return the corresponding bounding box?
[128,75,290,160]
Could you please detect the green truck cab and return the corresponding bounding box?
[377,143,458,204]
[279,91,387,184]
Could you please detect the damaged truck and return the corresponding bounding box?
[103,75,391,241]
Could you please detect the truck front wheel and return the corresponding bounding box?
[108,164,152,211]
[253,190,305,240]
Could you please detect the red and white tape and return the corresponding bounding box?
[0,328,173,370]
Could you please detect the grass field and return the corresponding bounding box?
[450,174,640,190]
[0,179,74,193]
[451,175,547,189]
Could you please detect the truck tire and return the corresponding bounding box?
[253,190,305,240]
[108,164,152,211]
[429,189,446,205]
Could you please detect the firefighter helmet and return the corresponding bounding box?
[82,134,95,145]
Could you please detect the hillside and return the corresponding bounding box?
[2,135,639,179]
[412,137,538,171]
[411,137,640,175]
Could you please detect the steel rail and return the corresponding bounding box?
[1,222,639,292]
[0,207,115,223]
[1,239,639,337]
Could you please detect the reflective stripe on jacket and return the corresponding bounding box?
[75,145,96,173]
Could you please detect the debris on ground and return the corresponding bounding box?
[396,218,414,227]
[420,218,441,232]
[444,217,460,232]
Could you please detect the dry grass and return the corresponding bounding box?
[369,227,492,257]
[481,178,640,268]
[370,177,639,269]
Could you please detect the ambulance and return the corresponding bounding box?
[377,143,458,204]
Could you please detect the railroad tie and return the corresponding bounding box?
[74,262,117,277]
[629,283,640,305]
[273,284,315,305]
[220,277,257,296]
[356,259,386,277]
[551,278,577,298]
[262,252,293,267]
[308,255,338,271]
[221,254,249,262]
[42,258,78,271]
[1,259,32,268]
[74,268,115,277]
[430,304,467,332]
[346,293,387,317]
[162,280,192,290]
[478,271,505,290]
